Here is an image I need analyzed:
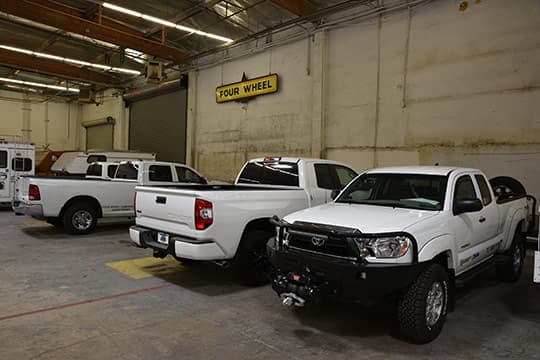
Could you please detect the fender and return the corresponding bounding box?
[418,234,456,269]
[501,207,527,251]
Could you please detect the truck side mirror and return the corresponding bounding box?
[454,198,483,215]
[331,189,341,200]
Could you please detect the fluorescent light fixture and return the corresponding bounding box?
[102,2,234,43]
[0,45,141,75]
[5,84,39,93]
[125,48,148,65]
[102,2,142,18]
[0,77,80,93]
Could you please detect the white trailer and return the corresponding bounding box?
[0,139,35,203]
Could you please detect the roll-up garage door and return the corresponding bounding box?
[128,89,187,163]
[82,117,115,151]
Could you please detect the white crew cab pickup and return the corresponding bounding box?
[85,162,120,179]
[130,157,358,284]
[268,166,534,343]
[13,161,207,234]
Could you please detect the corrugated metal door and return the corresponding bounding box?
[86,124,114,151]
[129,89,187,163]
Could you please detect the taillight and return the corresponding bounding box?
[29,184,41,201]
[195,198,213,230]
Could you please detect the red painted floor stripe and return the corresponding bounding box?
[0,283,173,322]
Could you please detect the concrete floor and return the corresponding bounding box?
[1,208,539,360]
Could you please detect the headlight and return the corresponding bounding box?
[353,235,411,258]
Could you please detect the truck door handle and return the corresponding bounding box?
[479,217,486,223]
[156,196,167,204]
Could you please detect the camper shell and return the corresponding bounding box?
[50,151,156,175]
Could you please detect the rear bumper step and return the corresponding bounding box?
[129,225,227,260]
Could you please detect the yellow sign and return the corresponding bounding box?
[216,73,278,103]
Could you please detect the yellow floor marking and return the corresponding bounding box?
[106,257,185,279]
[23,219,47,226]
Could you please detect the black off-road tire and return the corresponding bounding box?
[398,264,449,344]
[496,230,525,282]
[62,202,98,235]
[233,229,273,286]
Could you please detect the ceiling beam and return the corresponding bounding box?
[0,47,120,86]
[23,0,143,38]
[0,0,187,61]
[270,0,318,17]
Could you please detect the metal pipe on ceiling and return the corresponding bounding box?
[175,0,432,73]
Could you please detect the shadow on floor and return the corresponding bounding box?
[291,300,396,340]
[287,259,538,346]
[21,222,130,239]
[145,260,252,297]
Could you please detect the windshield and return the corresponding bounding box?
[237,161,299,187]
[336,173,447,211]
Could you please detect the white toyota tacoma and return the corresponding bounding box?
[130,157,358,284]
[268,166,534,343]
[13,161,207,234]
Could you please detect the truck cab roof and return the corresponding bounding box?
[248,157,352,166]
[365,166,480,176]
[119,160,189,167]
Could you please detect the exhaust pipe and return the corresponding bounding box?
[280,292,306,307]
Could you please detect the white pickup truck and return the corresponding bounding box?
[85,162,120,180]
[130,157,358,284]
[268,166,534,343]
[13,161,207,234]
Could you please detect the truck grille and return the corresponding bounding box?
[286,230,356,259]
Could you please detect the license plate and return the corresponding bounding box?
[157,232,169,245]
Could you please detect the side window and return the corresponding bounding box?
[0,151,7,168]
[87,155,106,163]
[86,164,102,176]
[314,164,334,189]
[335,166,358,188]
[475,175,492,205]
[176,167,206,184]
[149,165,173,182]
[12,157,32,171]
[314,164,358,190]
[107,165,118,178]
[454,175,477,203]
[115,163,138,180]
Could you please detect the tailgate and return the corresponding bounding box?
[135,186,198,234]
[14,176,30,202]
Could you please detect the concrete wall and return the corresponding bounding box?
[79,89,129,151]
[188,0,540,199]
[0,90,79,152]
[0,88,129,162]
